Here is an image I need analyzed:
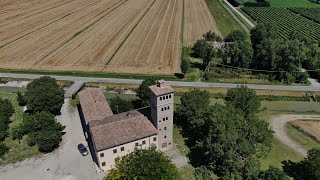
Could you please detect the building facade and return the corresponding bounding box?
[78,80,174,172]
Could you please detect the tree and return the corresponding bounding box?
[105,146,180,179]
[32,129,64,152]
[181,59,190,75]
[137,78,157,106]
[194,166,213,180]
[283,149,320,180]
[109,96,133,114]
[224,86,261,116]
[225,30,247,42]
[25,76,64,115]
[228,41,253,68]
[259,166,290,180]
[203,31,222,42]
[0,99,14,120]
[17,91,26,106]
[250,23,278,52]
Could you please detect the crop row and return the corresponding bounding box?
[242,7,320,41]
[289,8,320,24]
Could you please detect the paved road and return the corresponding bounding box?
[270,114,320,157]
[0,73,320,92]
[0,100,103,180]
[222,0,255,28]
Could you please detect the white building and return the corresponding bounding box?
[78,80,174,171]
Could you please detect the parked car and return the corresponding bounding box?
[78,143,88,156]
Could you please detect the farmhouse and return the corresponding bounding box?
[78,80,174,171]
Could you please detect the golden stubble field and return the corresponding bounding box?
[0,0,219,74]
[291,120,320,142]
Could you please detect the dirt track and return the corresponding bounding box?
[270,114,320,157]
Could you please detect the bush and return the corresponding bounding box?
[0,99,14,120]
[17,91,27,106]
[0,119,8,141]
[34,130,63,153]
[0,142,9,157]
[109,96,134,114]
[181,59,190,74]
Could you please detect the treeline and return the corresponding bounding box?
[308,0,320,4]
[0,99,14,157]
[192,23,320,84]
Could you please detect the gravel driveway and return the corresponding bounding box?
[0,99,103,180]
[270,114,320,157]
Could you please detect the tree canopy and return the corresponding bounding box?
[225,30,247,42]
[259,166,290,180]
[224,86,261,116]
[136,78,157,106]
[105,146,180,180]
[176,89,273,179]
[109,96,134,114]
[283,149,320,180]
[25,76,64,115]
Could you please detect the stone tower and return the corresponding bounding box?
[149,80,174,151]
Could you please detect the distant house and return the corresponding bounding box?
[78,80,174,171]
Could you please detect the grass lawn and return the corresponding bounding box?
[260,138,303,170]
[268,0,320,7]
[286,124,320,151]
[0,92,40,165]
[206,0,246,37]
[179,164,195,180]
[262,101,320,113]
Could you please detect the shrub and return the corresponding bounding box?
[109,96,134,114]
[34,130,63,153]
[17,91,27,106]
[0,142,9,157]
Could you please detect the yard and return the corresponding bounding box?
[0,92,39,165]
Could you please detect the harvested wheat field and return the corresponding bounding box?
[291,120,320,142]
[0,0,219,74]
[183,0,221,46]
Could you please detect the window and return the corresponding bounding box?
[102,162,106,166]
[100,153,104,157]
[142,140,146,145]
[135,142,139,146]
[161,108,163,111]
[160,97,162,100]
[159,129,161,131]
[164,107,167,110]
[163,118,165,121]
[169,142,171,145]
[113,149,117,153]
[166,117,168,120]
[121,147,124,151]
[153,137,157,141]
[169,95,171,98]
[162,143,167,148]
[166,95,168,99]
[164,135,167,139]
[168,106,170,110]
[164,127,167,130]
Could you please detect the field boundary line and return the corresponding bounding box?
[104,0,157,68]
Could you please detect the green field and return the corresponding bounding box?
[0,92,40,165]
[289,8,320,23]
[268,0,320,7]
[242,7,320,41]
[205,0,246,37]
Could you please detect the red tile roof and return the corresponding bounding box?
[90,110,157,151]
[149,80,174,96]
[78,88,113,123]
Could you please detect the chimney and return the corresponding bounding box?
[157,80,165,88]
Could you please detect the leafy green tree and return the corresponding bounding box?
[0,142,8,157]
[250,23,278,52]
[109,96,133,114]
[0,117,8,140]
[194,166,213,180]
[17,91,26,106]
[181,59,190,75]
[225,86,261,116]
[105,146,180,180]
[203,31,222,42]
[283,149,320,180]
[137,78,157,106]
[228,41,253,68]
[31,129,64,153]
[259,166,290,180]
[0,99,14,120]
[225,30,247,42]
[25,76,64,115]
